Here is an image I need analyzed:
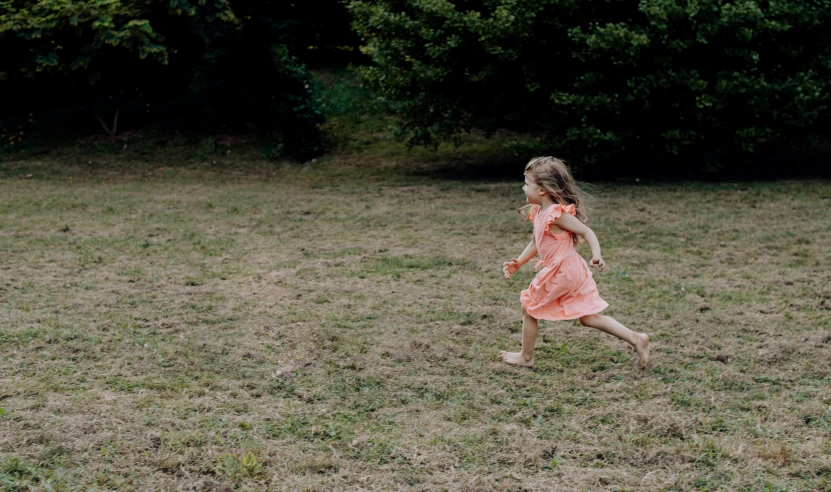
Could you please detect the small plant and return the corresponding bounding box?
[213,452,264,481]
[240,452,263,477]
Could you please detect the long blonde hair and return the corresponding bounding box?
[520,157,590,245]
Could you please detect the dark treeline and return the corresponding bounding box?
[0,0,359,160]
[2,0,829,173]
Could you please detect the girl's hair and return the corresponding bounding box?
[520,156,590,244]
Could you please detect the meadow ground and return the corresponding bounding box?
[1,153,830,491]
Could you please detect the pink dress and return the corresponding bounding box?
[520,204,608,320]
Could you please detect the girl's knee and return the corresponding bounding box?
[579,314,597,326]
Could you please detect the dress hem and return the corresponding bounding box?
[520,299,608,322]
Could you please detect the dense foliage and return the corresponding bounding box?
[349,0,831,167]
[3,0,829,169]
[0,0,326,160]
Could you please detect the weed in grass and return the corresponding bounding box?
[213,452,264,481]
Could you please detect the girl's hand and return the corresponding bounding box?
[503,258,520,279]
[590,257,606,272]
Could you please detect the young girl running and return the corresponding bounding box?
[500,157,649,369]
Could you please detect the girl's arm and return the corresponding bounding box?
[503,239,537,279]
[554,213,606,271]
[515,240,538,267]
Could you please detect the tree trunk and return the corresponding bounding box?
[94,106,119,137]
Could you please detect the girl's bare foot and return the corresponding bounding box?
[499,351,534,367]
[634,333,650,369]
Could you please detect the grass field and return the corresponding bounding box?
[1,152,829,491]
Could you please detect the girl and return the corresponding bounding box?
[500,157,649,369]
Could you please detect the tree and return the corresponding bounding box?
[0,0,324,160]
[348,0,831,168]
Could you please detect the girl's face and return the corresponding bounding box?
[523,175,546,205]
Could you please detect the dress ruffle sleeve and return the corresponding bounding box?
[542,203,576,236]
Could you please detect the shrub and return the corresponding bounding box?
[349,0,831,169]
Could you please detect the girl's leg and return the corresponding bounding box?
[500,307,538,367]
[578,314,649,368]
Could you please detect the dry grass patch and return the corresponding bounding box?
[1,161,830,490]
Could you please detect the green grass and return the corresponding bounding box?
[1,167,829,490]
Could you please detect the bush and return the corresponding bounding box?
[348,0,831,170]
